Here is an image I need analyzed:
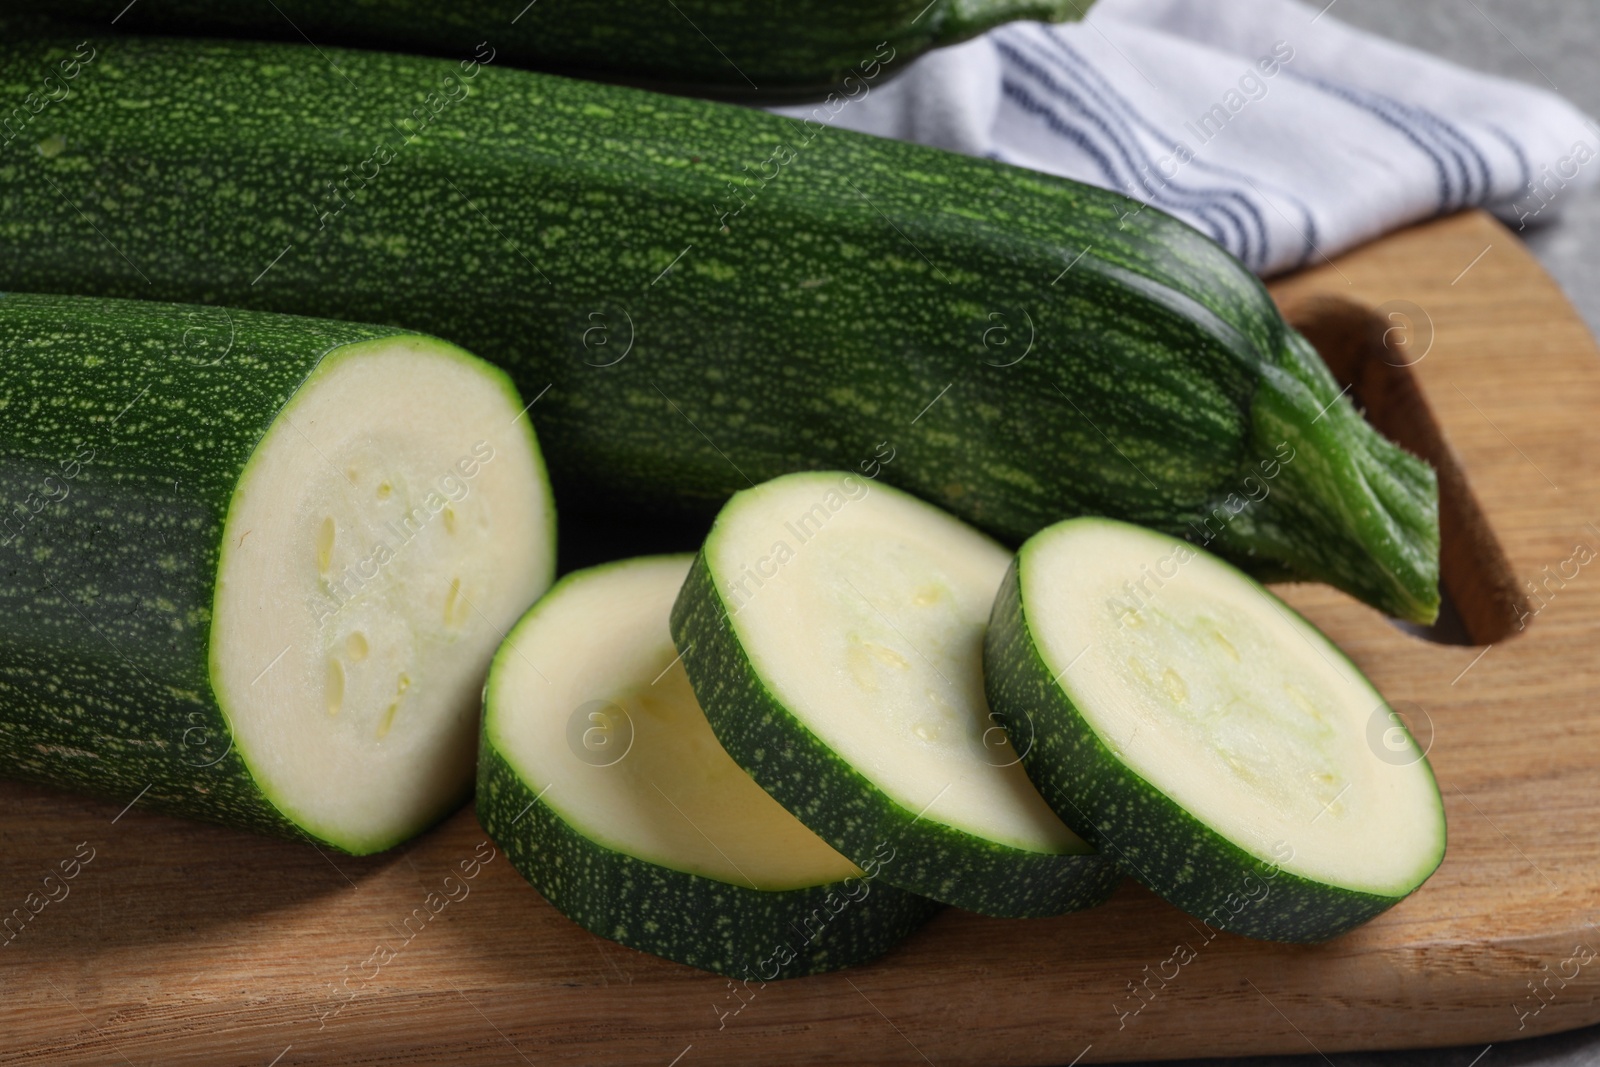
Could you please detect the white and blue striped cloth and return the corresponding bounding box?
[772,0,1599,275]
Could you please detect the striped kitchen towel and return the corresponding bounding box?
[770,0,1599,275]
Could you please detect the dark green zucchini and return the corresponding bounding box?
[0,291,555,853]
[0,32,1439,623]
[1,0,1088,98]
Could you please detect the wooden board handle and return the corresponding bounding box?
[1285,294,1527,646]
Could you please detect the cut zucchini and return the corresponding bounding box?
[671,473,1121,918]
[0,292,555,854]
[984,517,1446,942]
[478,555,939,978]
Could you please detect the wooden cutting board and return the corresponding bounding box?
[5,208,1600,1066]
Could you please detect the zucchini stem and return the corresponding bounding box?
[933,0,1098,45]
[1214,331,1441,625]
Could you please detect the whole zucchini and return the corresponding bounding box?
[0,32,1440,623]
[0,292,555,853]
[1,0,1087,97]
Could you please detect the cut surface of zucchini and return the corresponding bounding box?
[480,555,938,977]
[985,517,1446,941]
[673,473,1120,917]
[213,336,554,853]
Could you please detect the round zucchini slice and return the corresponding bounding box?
[479,555,939,978]
[985,517,1447,942]
[671,472,1121,918]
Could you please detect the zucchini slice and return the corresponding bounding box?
[478,555,939,978]
[0,293,555,854]
[985,517,1446,942]
[671,473,1121,918]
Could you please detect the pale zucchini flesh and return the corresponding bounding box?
[985,518,1446,941]
[478,555,939,977]
[673,472,1121,918]
[214,336,555,853]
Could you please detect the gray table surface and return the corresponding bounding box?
[1341,0,1600,338]
[1120,3,1600,1065]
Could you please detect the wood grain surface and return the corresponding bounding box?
[4,209,1599,1066]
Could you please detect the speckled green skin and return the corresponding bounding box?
[0,291,469,850]
[9,0,1088,98]
[0,32,1436,622]
[982,533,1447,942]
[478,739,940,978]
[670,550,1122,918]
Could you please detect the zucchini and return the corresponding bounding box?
[0,292,555,854]
[0,32,1439,623]
[2,0,1087,98]
[478,555,939,977]
[983,517,1446,942]
[671,472,1121,917]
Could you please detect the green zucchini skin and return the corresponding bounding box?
[3,0,1087,98]
[670,551,1124,918]
[0,292,428,843]
[983,555,1425,943]
[0,32,1437,623]
[477,744,942,978]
